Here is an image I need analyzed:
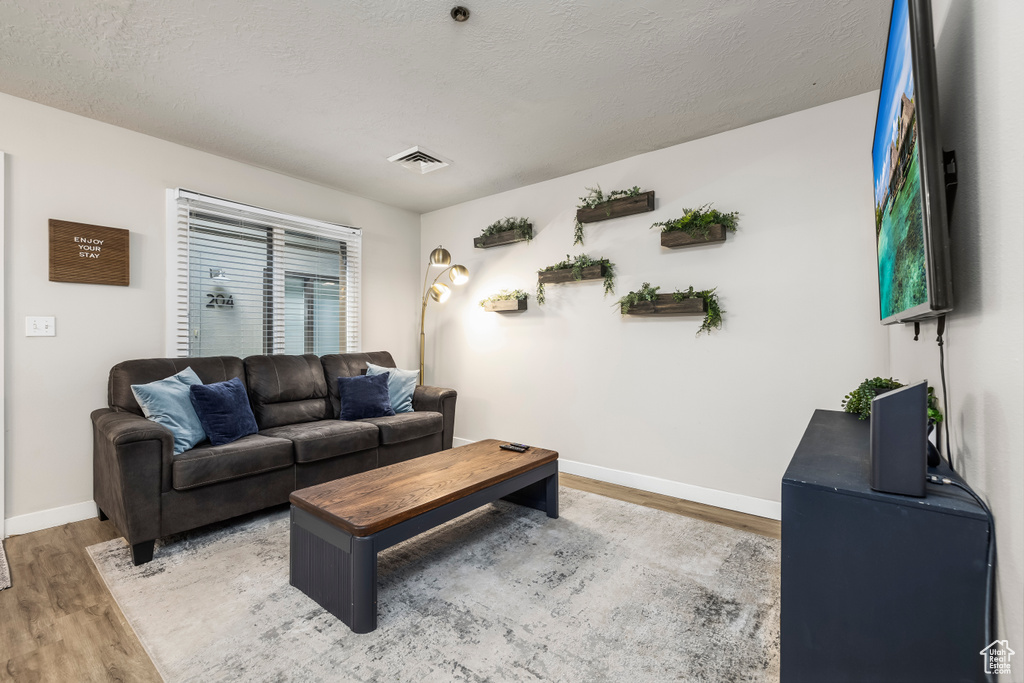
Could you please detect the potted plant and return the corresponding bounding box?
[842,377,944,423]
[473,217,533,249]
[652,203,739,248]
[842,377,944,465]
[479,289,529,312]
[573,185,655,245]
[617,283,724,335]
[536,254,616,304]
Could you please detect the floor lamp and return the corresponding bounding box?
[420,246,469,384]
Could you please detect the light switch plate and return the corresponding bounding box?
[26,316,56,336]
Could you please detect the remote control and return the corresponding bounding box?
[500,443,529,453]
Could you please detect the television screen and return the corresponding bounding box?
[872,0,952,324]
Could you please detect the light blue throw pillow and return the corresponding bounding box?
[366,362,418,414]
[131,367,207,455]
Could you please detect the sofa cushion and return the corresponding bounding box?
[130,367,207,455]
[338,374,395,420]
[189,378,260,446]
[359,411,443,445]
[171,434,293,491]
[244,354,330,429]
[109,356,244,416]
[321,351,397,418]
[260,419,379,464]
[366,362,418,413]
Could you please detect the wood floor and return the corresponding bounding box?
[560,473,781,539]
[0,475,780,682]
[0,519,161,683]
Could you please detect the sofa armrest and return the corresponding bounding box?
[412,385,456,413]
[413,385,457,450]
[91,408,167,547]
[93,409,174,448]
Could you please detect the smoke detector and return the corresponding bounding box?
[387,146,452,174]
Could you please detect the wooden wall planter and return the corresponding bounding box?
[660,224,727,248]
[576,192,655,224]
[474,226,532,249]
[482,299,528,312]
[623,294,706,316]
[537,264,606,284]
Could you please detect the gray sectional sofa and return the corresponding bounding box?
[91,351,456,565]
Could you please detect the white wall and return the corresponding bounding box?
[1,151,6,539]
[1,92,422,531]
[888,0,1024,652]
[421,93,888,514]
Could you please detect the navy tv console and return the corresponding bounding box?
[781,410,988,683]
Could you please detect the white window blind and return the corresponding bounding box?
[170,190,361,358]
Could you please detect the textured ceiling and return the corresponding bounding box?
[0,0,888,213]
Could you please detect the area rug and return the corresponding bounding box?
[0,539,10,591]
[88,488,780,682]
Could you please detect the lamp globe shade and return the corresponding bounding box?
[449,264,470,285]
[429,282,452,303]
[429,247,451,267]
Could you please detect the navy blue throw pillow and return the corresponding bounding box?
[189,377,259,446]
[338,373,395,420]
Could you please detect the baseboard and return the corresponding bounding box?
[4,500,98,538]
[559,459,781,520]
[452,436,781,521]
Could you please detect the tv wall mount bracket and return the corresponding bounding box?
[943,149,958,222]
[911,149,957,341]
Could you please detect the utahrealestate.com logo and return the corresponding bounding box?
[980,640,1015,676]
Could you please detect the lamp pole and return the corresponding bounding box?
[419,303,427,384]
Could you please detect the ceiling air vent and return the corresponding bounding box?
[387,146,452,174]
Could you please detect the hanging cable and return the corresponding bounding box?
[936,316,954,472]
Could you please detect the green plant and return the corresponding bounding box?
[675,286,723,335]
[478,289,529,307]
[616,283,723,336]
[480,217,532,242]
[617,282,661,313]
[841,377,944,423]
[651,203,739,240]
[573,220,586,247]
[537,253,616,305]
[574,185,644,246]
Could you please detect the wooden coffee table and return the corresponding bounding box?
[288,439,559,633]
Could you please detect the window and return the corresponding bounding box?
[168,190,361,358]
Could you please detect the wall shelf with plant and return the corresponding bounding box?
[573,185,655,245]
[479,289,529,312]
[617,283,724,335]
[653,204,739,249]
[474,217,533,249]
[536,254,615,305]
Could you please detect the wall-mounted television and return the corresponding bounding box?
[872,0,953,325]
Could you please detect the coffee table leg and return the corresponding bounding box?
[544,471,559,519]
[348,536,378,634]
[501,469,559,519]
[291,508,380,634]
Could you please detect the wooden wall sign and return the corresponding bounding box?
[49,219,130,286]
